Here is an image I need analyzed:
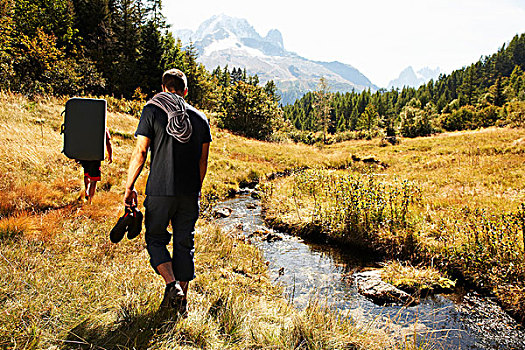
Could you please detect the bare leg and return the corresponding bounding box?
[87,180,98,204]
[157,262,176,284]
[178,281,189,315]
[179,281,189,299]
[158,262,186,313]
[83,176,89,199]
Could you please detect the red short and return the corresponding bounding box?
[78,160,101,181]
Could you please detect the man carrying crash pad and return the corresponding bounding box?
[122,68,211,317]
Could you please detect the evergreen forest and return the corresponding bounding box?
[284,35,525,143]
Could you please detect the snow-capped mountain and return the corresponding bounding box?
[173,15,377,104]
[387,66,441,89]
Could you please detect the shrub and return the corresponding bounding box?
[286,131,322,145]
[476,105,501,127]
[218,82,282,140]
[499,101,525,127]
[104,92,145,118]
[447,206,525,284]
[399,105,435,137]
[288,170,421,242]
[439,105,477,131]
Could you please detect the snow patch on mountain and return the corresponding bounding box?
[195,15,259,41]
[173,14,377,104]
[203,34,264,58]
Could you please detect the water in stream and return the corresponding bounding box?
[212,192,525,349]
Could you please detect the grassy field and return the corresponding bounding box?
[3,91,523,348]
[0,92,417,349]
[262,127,525,323]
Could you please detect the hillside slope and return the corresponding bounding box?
[0,92,392,349]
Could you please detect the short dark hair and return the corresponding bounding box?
[162,68,187,92]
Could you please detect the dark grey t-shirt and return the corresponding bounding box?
[135,103,212,196]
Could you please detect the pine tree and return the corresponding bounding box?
[221,65,231,87]
[231,67,243,84]
[180,42,209,107]
[494,43,516,78]
[491,77,506,107]
[112,0,144,96]
[510,34,525,70]
[313,77,333,143]
[143,0,165,28]
[72,0,111,48]
[137,19,164,96]
[264,80,280,104]
[458,64,480,105]
[220,81,281,140]
[382,98,396,136]
[161,35,185,72]
[358,103,379,139]
[247,74,259,86]
[510,65,524,99]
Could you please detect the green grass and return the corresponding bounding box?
[263,169,421,247]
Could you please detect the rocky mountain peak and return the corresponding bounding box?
[264,29,284,49]
[173,15,377,104]
[388,66,441,89]
[400,66,418,80]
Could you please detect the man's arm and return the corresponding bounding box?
[124,135,151,207]
[199,143,210,188]
[105,129,113,164]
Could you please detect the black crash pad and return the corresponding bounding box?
[62,98,107,161]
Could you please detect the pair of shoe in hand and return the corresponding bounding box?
[110,206,143,243]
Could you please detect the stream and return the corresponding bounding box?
[212,191,525,349]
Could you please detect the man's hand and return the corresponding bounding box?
[124,187,138,208]
[105,129,113,164]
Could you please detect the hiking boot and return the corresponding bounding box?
[109,208,134,243]
[127,208,143,240]
[159,282,185,310]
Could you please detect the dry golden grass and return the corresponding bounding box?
[263,126,525,322]
[327,127,525,213]
[0,206,394,349]
[382,261,455,294]
[0,92,409,349]
[203,128,354,203]
[264,127,525,251]
[0,212,36,239]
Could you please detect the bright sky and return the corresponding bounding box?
[163,0,525,87]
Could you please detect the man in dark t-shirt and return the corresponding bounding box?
[123,69,211,316]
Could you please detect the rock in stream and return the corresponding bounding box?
[353,269,417,306]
